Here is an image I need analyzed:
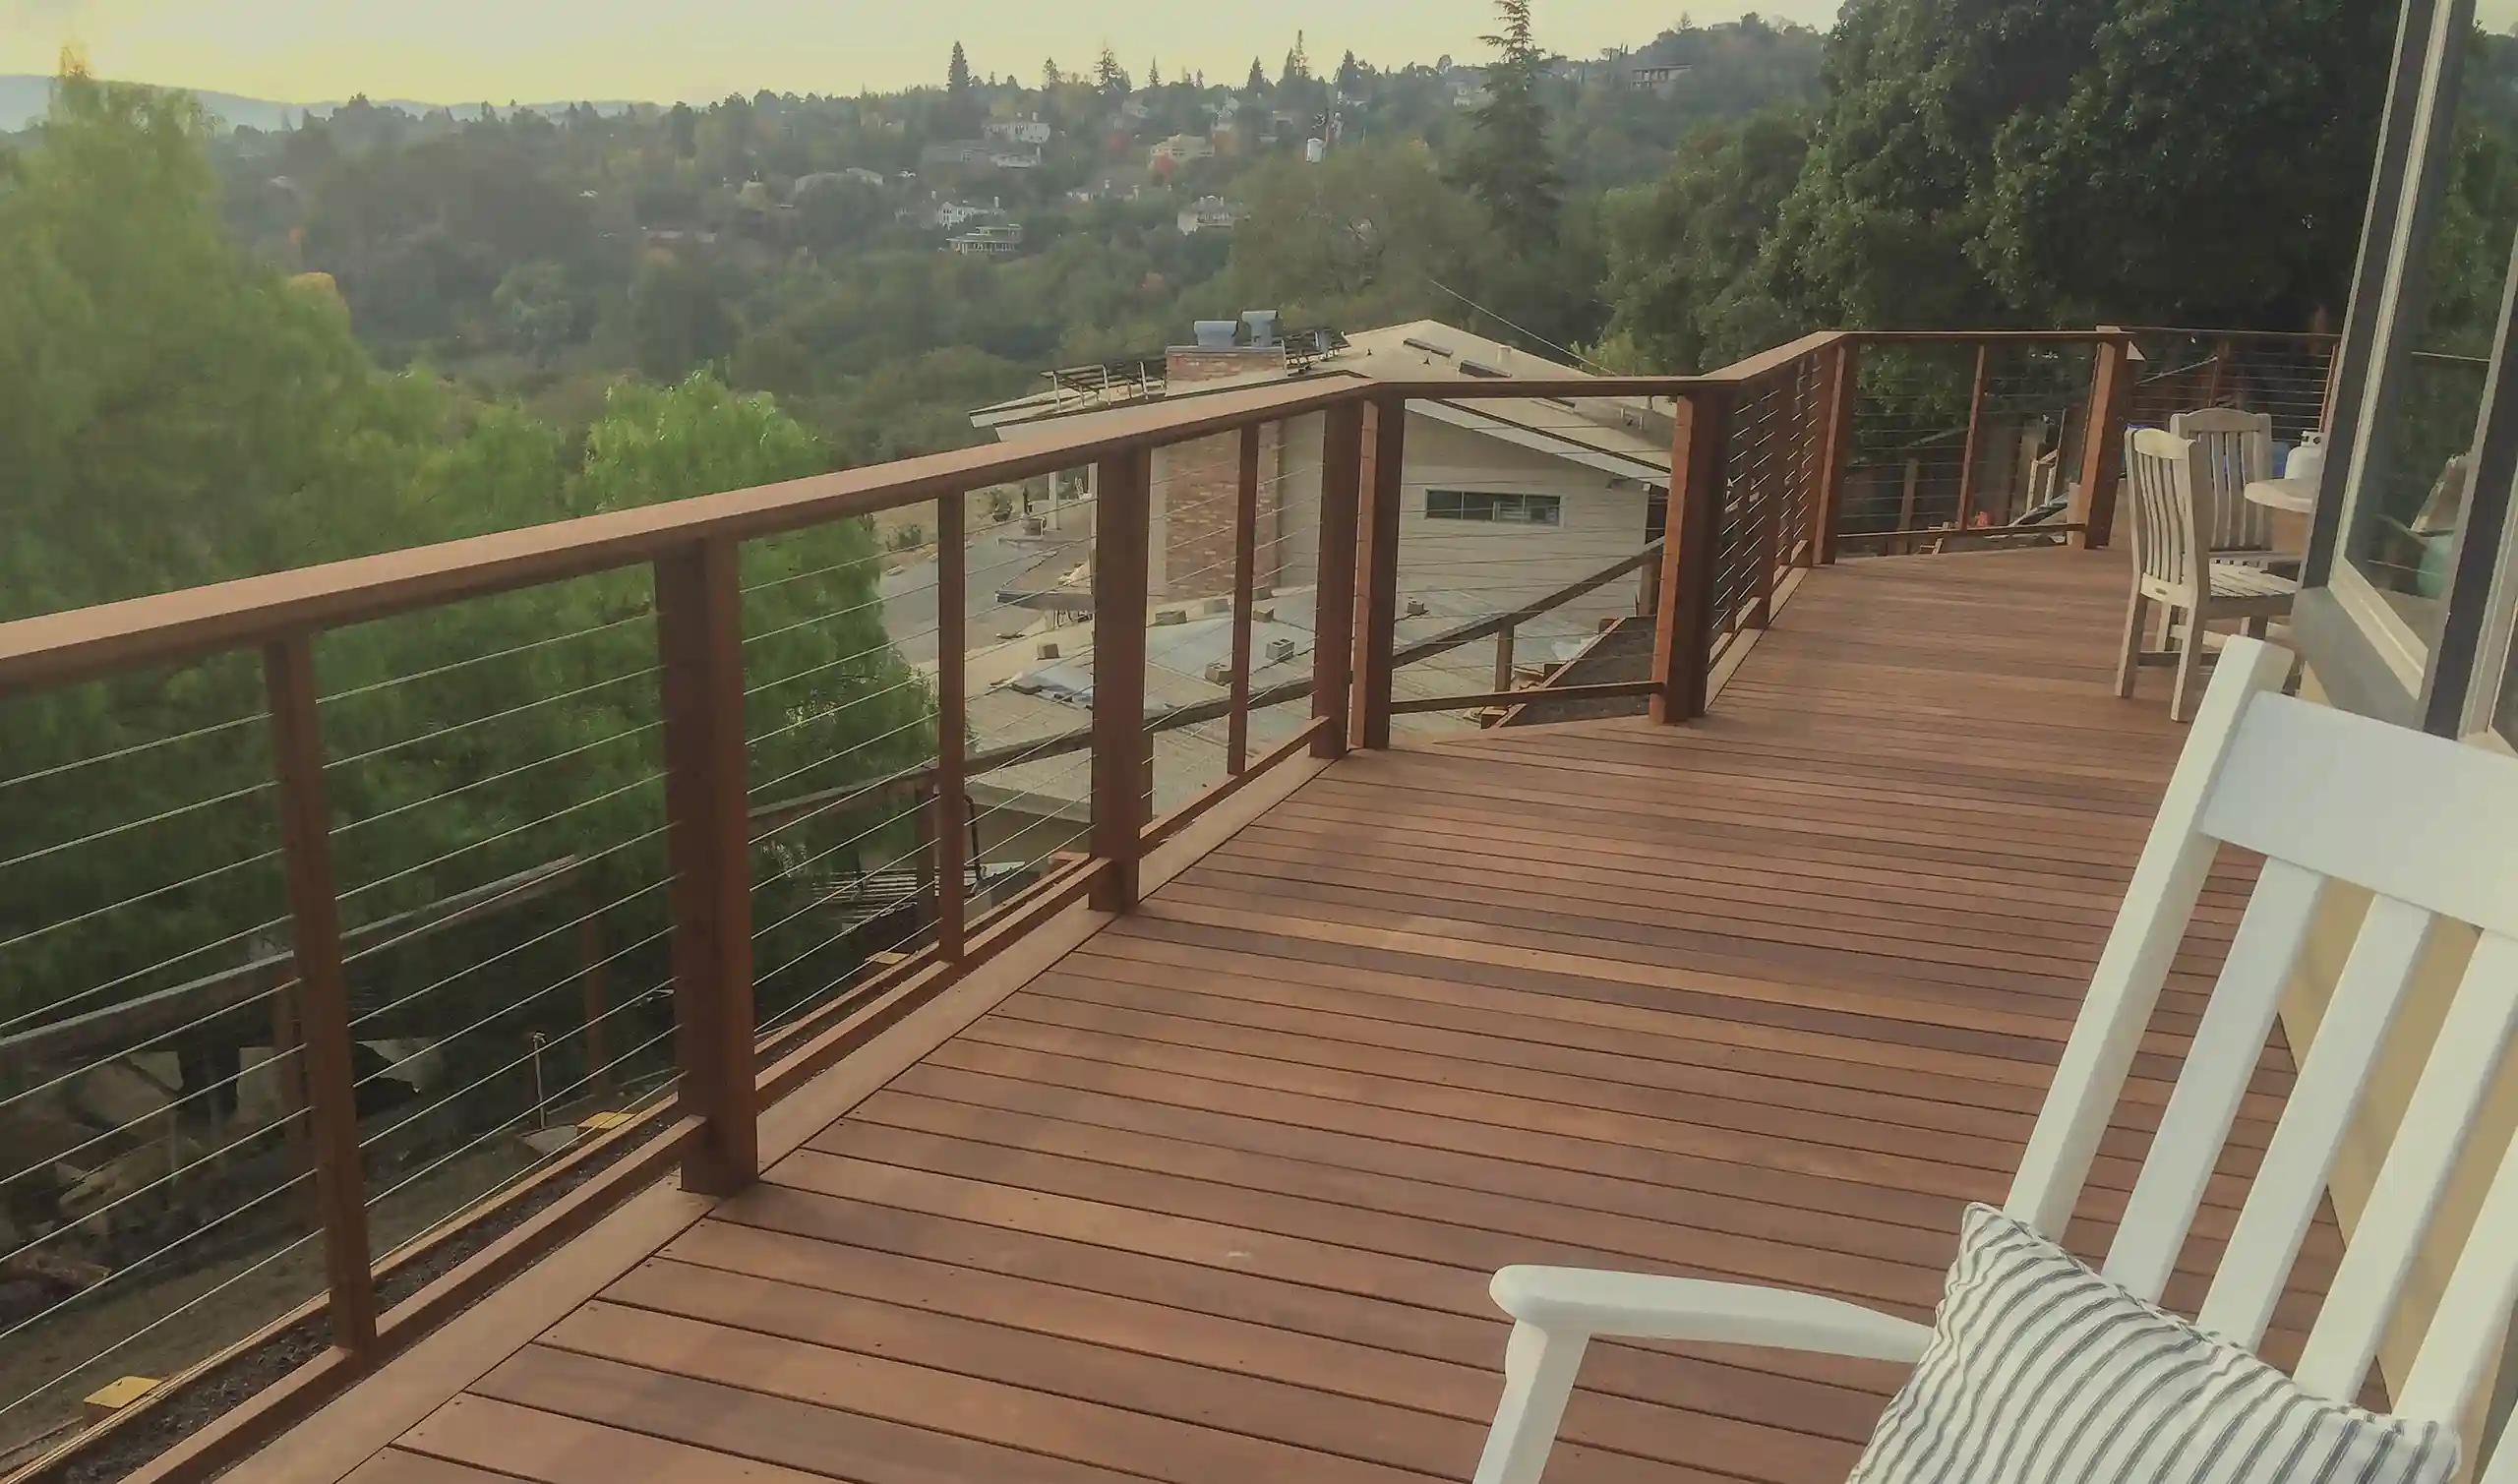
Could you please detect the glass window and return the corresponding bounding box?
[2336,12,2518,667]
[1424,491,1563,525]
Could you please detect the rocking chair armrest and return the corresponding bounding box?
[1489,1266,1933,1363]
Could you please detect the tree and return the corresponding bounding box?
[948,41,972,99]
[628,255,738,378]
[1284,30,1312,85]
[1245,58,1269,96]
[1765,0,2392,329]
[1337,49,1363,93]
[1094,45,1130,98]
[666,100,696,158]
[1456,0,1564,251]
[1592,112,1809,371]
[1042,57,1060,92]
[1148,58,1163,89]
[493,260,582,362]
[1227,141,1494,326]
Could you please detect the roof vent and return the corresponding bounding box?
[1192,320,1238,349]
[1241,310,1281,347]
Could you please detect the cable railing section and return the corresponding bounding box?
[0,321,2255,1482]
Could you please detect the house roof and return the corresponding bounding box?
[967,319,1674,484]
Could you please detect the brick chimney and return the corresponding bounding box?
[1151,346,1290,600]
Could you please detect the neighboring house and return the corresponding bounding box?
[919,139,1001,168]
[958,318,1676,834]
[929,197,1004,229]
[1119,96,1153,122]
[1174,196,1245,235]
[946,222,1023,257]
[1632,64,1690,90]
[1150,133,1214,165]
[793,168,888,198]
[983,116,1051,146]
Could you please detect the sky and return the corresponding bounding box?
[0,0,1854,104]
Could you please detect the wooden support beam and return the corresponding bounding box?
[1954,342,1991,531]
[1649,386,1730,724]
[1493,624,1516,694]
[652,536,757,1198]
[933,490,967,961]
[1310,402,1364,759]
[1354,397,1407,749]
[261,635,377,1356]
[578,914,609,1094]
[2073,331,2132,550]
[1089,446,1152,912]
[1814,339,1861,564]
[1227,425,1259,775]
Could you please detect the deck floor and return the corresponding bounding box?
[319,550,2331,1484]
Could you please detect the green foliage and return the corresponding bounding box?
[1760,0,2390,330]
[1227,141,1489,326]
[1455,0,1564,252]
[1593,111,1809,371]
[629,254,737,379]
[0,79,929,1030]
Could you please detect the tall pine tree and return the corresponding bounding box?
[947,41,971,99]
[1456,0,1562,251]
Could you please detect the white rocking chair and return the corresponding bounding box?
[1471,637,2518,1484]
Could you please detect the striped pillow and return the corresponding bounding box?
[1847,1204,2459,1484]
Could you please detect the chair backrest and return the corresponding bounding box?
[2170,406,2278,552]
[2007,638,2518,1448]
[2124,427,2210,596]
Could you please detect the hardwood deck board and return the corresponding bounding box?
[285,550,2353,1484]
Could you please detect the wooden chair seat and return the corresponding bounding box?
[2118,426,2298,720]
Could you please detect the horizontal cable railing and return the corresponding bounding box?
[0,319,2320,1481]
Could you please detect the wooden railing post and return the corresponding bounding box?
[1090,446,1152,912]
[934,490,968,960]
[261,635,377,1356]
[1650,386,1731,724]
[1311,400,1364,760]
[1954,342,1991,530]
[1354,396,1407,749]
[653,536,756,1198]
[2073,330,2132,550]
[1226,425,1260,775]
[1813,338,1860,564]
[579,912,610,1095]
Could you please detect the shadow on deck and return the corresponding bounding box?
[251,548,2326,1484]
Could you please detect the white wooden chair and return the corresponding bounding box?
[2117,426,2298,722]
[1470,637,2518,1484]
[2170,406,2281,562]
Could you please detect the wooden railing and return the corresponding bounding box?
[0,322,2298,1481]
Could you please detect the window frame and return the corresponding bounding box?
[1422,490,1565,527]
[2301,0,2518,734]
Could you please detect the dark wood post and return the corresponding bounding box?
[934,490,967,960]
[1814,338,1861,564]
[579,913,610,1095]
[1227,425,1259,775]
[2073,331,2133,550]
[1954,342,1991,531]
[653,536,757,1197]
[1090,446,1152,912]
[261,635,378,1356]
[1354,397,1407,749]
[1311,400,1364,760]
[1649,386,1731,724]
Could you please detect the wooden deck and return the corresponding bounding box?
[264,549,2334,1484]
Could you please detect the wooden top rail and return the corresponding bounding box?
[0,325,2165,700]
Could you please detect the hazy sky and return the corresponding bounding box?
[3,0,1853,103]
[8,0,2518,106]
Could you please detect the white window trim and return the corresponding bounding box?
[2332,0,2471,677]
[2462,462,2518,743]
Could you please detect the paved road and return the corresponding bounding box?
[879,523,1089,665]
